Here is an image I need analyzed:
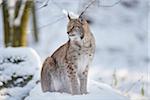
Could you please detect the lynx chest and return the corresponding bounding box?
[77,42,94,73]
[67,36,95,73]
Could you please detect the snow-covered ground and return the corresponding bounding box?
[0,48,129,100]
[0,0,149,100]
[0,48,41,100]
[25,80,128,100]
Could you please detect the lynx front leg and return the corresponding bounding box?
[67,65,80,95]
[41,57,55,92]
[79,66,89,94]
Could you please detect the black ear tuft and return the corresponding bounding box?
[68,13,71,20]
[79,15,83,22]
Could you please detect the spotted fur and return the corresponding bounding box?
[41,16,95,95]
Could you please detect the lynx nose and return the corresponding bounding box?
[68,32,76,36]
[67,27,80,37]
[67,30,75,36]
[67,31,73,35]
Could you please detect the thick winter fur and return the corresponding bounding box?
[41,16,95,95]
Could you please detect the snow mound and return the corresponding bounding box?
[0,47,41,81]
[0,47,41,100]
[25,80,128,100]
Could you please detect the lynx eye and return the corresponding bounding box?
[71,26,74,30]
[67,26,74,34]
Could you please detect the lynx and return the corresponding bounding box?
[41,15,95,95]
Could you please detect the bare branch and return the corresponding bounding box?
[36,0,49,10]
[125,76,143,94]
[79,0,122,17]
[79,0,97,17]
[37,16,65,30]
[35,0,43,4]
[98,0,122,8]
[35,0,122,30]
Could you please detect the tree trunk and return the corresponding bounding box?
[2,0,34,47]
[12,0,33,47]
[19,0,33,47]
[2,1,10,47]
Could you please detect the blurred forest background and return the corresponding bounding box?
[0,0,149,99]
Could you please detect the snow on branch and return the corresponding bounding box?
[14,0,27,26]
[8,0,16,27]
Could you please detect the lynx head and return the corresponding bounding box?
[67,14,88,41]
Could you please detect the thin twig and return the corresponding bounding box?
[37,16,65,30]
[29,15,65,33]
[99,0,122,7]
[79,0,97,17]
[36,0,49,10]
[125,76,143,94]
[35,1,43,4]
[79,0,122,17]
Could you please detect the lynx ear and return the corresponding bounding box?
[79,14,82,19]
[67,13,71,20]
[79,15,83,22]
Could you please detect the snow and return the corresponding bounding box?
[8,0,16,27]
[0,48,41,100]
[25,80,128,100]
[0,47,41,78]
[0,48,129,100]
